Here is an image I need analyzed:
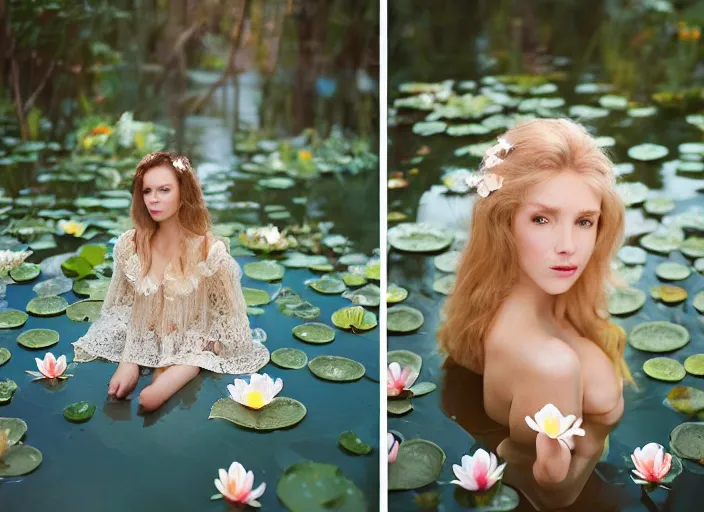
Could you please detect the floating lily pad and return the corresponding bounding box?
[599,95,628,110]
[26,295,68,316]
[679,142,704,155]
[655,262,691,281]
[640,231,681,254]
[413,121,447,136]
[616,264,644,284]
[342,283,380,307]
[9,263,40,283]
[364,262,380,280]
[595,136,616,148]
[388,439,446,491]
[276,461,365,511]
[434,250,461,273]
[63,401,96,423]
[677,161,704,173]
[617,182,649,206]
[670,423,704,460]
[387,305,425,333]
[652,285,688,304]
[339,431,373,455]
[292,323,335,344]
[243,287,270,307]
[341,272,367,287]
[387,284,409,303]
[410,382,437,397]
[628,321,689,352]
[308,276,346,294]
[209,397,306,431]
[34,276,74,297]
[79,245,108,267]
[258,177,295,190]
[276,290,320,320]
[618,246,647,265]
[72,278,111,299]
[271,348,308,370]
[607,287,646,315]
[331,306,377,331]
[308,356,365,382]
[684,354,704,376]
[569,105,609,119]
[388,223,454,253]
[388,350,423,374]
[247,307,265,316]
[628,106,657,118]
[61,256,94,279]
[0,379,18,404]
[628,143,669,161]
[387,398,413,415]
[644,198,676,215]
[0,444,42,477]
[17,328,60,349]
[0,347,10,366]
[643,358,686,382]
[666,386,704,415]
[681,237,704,258]
[433,274,456,296]
[454,484,521,511]
[0,309,29,329]
[0,417,27,446]
[66,300,103,322]
[243,261,285,281]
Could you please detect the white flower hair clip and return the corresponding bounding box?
[172,157,189,172]
[466,136,514,197]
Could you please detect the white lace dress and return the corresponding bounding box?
[72,229,270,374]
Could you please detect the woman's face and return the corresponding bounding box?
[142,165,181,223]
[512,170,601,295]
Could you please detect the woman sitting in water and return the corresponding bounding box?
[73,151,269,412]
[437,118,632,509]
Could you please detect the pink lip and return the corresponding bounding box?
[551,265,577,277]
[150,210,162,215]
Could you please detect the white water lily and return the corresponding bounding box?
[525,403,585,449]
[58,220,87,237]
[213,461,266,507]
[246,225,282,245]
[0,249,32,274]
[451,449,507,492]
[227,373,283,410]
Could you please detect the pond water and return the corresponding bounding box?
[0,2,379,510]
[388,2,704,511]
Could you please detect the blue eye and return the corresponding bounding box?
[579,219,594,228]
[533,216,548,224]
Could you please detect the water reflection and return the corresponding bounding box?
[440,358,632,511]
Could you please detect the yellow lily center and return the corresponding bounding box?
[245,391,266,409]
[543,415,561,437]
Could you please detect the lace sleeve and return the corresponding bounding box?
[204,248,254,356]
[102,233,134,309]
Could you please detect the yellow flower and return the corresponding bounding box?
[134,131,145,151]
[679,27,691,40]
[59,220,87,237]
[298,149,313,161]
[692,27,701,40]
[82,136,94,151]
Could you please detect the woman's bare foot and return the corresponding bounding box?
[108,362,140,399]
[139,365,200,412]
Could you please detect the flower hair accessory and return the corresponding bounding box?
[468,136,514,197]
[172,156,190,172]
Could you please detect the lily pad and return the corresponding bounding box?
[434,250,461,273]
[617,182,649,206]
[276,461,366,511]
[72,278,111,299]
[679,142,704,155]
[342,283,381,307]
[454,484,521,510]
[628,321,689,352]
[652,285,688,304]
[655,261,691,281]
[388,223,454,253]
[388,350,423,374]
[413,121,447,136]
[628,143,669,161]
[308,356,365,382]
[258,177,295,190]
[410,382,437,397]
[364,262,380,281]
[599,95,628,110]
[341,272,367,287]
[640,231,681,254]
[79,245,107,266]
[0,379,18,404]
[66,300,103,322]
[331,306,377,331]
[387,305,425,333]
[292,322,336,344]
[0,347,10,366]
[243,261,285,281]
[681,237,704,258]
[0,417,27,446]
[670,423,704,461]
[308,276,346,294]
[388,439,446,491]
[684,354,704,376]
[17,328,60,349]
[9,263,40,283]
[63,401,96,423]
[339,431,373,455]
[387,284,409,303]
[677,161,704,173]
[643,358,686,382]
[271,348,308,370]
[34,276,74,297]
[243,287,270,307]
[0,309,29,329]
[26,295,68,316]
[644,198,676,215]
[209,397,307,431]
[666,386,704,415]
[618,246,647,265]
[607,287,646,315]
[387,398,413,415]
[0,444,42,477]
[61,256,94,279]
[433,274,456,295]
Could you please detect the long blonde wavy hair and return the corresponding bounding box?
[130,151,212,278]
[437,118,633,383]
